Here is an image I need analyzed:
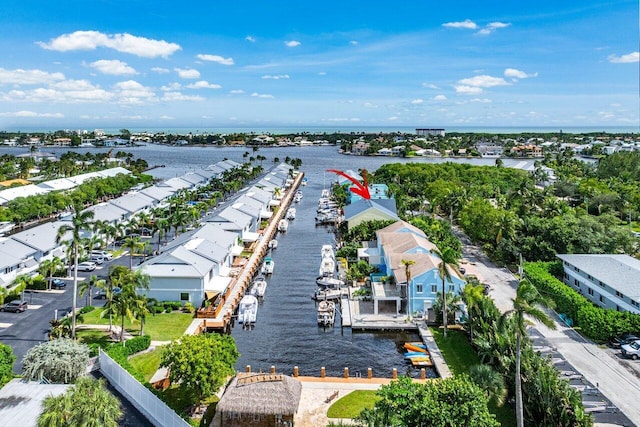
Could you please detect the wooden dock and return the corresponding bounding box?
[197,171,305,331]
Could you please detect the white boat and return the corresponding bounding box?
[319,256,336,277]
[278,219,289,232]
[286,207,296,220]
[317,300,336,326]
[320,188,330,199]
[312,288,348,301]
[268,239,278,249]
[301,179,307,186]
[250,277,268,298]
[321,244,335,260]
[316,276,345,289]
[261,257,275,275]
[238,294,259,324]
[294,191,303,202]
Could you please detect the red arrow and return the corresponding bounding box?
[326,169,371,200]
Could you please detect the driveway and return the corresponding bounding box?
[454,227,640,426]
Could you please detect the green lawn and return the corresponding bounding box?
[79,309,193,341]
[77,329,113,347]
[129,347,164,382]
[431,327,516,427]
[327,390,379,419]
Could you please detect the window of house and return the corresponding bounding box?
[574,279,579,287]
[431,285,438,293]
[448,285,454,292]
[180,293,189,301]
[599,281,605,288]
[599,295,604,303]
[587,288,594,296]
[631,300,639,307]
[616,291,624,299]
[416,284,423,293]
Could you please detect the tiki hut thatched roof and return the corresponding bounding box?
[216,373,302,416]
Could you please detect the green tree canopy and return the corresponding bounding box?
[22,338,90,384]
[161,333,239,404]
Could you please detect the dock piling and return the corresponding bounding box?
[392,368,397,379]
[343,367,349,378]
[246,365,251,373]
[367,368,372,379]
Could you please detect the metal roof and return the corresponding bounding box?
[557,254,640,299]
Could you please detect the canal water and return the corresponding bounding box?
[1,144,525,378]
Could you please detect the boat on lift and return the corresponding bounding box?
[278,219,289,232]
[316,276,345,289]
[238,294,258,325]
[268,239,278,249]
[317,300,336,327]
[261,257,275,275]
[286,207,296,220]
[249,276,268,298]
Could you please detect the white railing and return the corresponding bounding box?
[98,349,189,427]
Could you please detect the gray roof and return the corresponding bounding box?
[204,164,225,175]
[161,224,238,253]
[207,207,253,229]
[245,187,272,206]
[158,177,192,190]
[140,245,214,278]
[109,193,154,213]
[557,254,640,299]
[343,198,398,221]
[184,238,228,264]
[0,237,38,261]
[140,186,175,202]
[0,379,70,427]
[218,159,241,170]
[96,166,131,177]
[11,221,70,253]
[180,172,207,185]
[84,202,128,223]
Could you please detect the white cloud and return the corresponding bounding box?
[476,21,511,35]
[196,54,234,65]
[1,79,113,103]
[245,36,256,43]
[251,92,274,98]
[0,110,63,118]
[186,80,222,89]
[387,116,399,121]
[37,30,181,58]
[159,115,174,120]
[454,85,484,95]
[326,117,361,122]
[318,71,327,76]
[458,75,509,87]
[608,52,639,63]
[470,98,492,103]
[422,83,440,89]
[229,89,245,94]
[350,40,359,45]
[0,68,65,85]
[262,74,290,80]
[411,99,424,104]
[504,68,538,79]
[284,40,301,47]
[363,102,378,108]
[89,59,137,75]
[442,19,477,29]
[151,67,170,73]
[175,68,200,79]
[433,94,447,101]
[160,82,182,91]
[162,92,204,101]
[114,80,156,104]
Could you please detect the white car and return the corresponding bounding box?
[91,250,113,260]
[621,339,640,360]
[77,261,97,272]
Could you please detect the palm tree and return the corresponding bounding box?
[401,259,415,319]
[499,279,555,427]
[462,282,486,341]
[104,267,150,342]
[38,256,64,290]
[56,208,94,339]
[134,294,152,336]
[79,275,104,307]
[431,246,460,339]
[121,236,145,269]
[469,364,507,407]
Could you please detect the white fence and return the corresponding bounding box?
[98,348,190,427]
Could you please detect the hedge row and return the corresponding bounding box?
[524,261,640,342]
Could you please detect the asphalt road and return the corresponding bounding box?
[453,226,640,426]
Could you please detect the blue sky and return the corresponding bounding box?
[0,0,638,130]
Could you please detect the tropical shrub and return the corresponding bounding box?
[0,343,15,387]
[22,338,90,384]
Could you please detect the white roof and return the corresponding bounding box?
[140,185,175,202]
[96,166,131,177]
[109,192,155,213]
[36,177,76,191]
[0,380,70,426]
[85,202,129,223]
[0,184,49,203]
[11,221,71,253]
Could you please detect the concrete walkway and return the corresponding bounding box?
[454,227,640,426]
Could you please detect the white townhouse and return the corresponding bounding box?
[0,238,40,288]
[82,203,129,227]
[10,221,71,263]
[233,196,272,221]
[244,186,277,210]
[205,207,259,243]
[557,254,640,314]
[108,193,155,220]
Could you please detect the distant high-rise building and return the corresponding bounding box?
[416,128,445,137]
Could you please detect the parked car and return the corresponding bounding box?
[77,261,97,272]
[89,255,105,265]
[610,333,640,349]
[1,300,28,313]
[94,287,121,299]
[621,340,640,360]
[91,250,113,261]
[51,278,67,289]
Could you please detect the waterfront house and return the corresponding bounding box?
[10,221,70,263]
[343,198,399,230]
[234,195,273,220]
[372,220,465,318]
[377,148,393,156]
[83,202,129,226]
[205,207,259,242]
[0,238,40,288]
[157,177,193,192]
[139,185,175,206]
[108,193,155,219]
[557,254,640,314]
[348,183,390,204]
[216,373,301,427]
[204,164,226,179]
[245,186,276,210]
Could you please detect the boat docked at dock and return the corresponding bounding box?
[319,256,336,277]
[317,300,336,327]
[278,219,289,232]
[286,207,296,220]
[268,239,278,249]
[261,257,275,275]
[249,276,268,298]
[316,276,345,289]
[238,294,259,325]
[294,191,303,202]
[312,288,348,301]
[321,244,335,260]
